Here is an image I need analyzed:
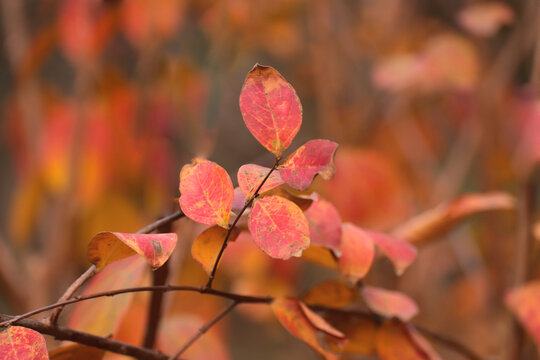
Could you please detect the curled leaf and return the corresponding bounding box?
[191,225,240,275]
[237,164,284,198]
[0,326,48,360]
[239,64,302,156]
[271,297,344,360]
[392,192,515,245]
[362,286,419,321]
[338,223,374,282]
[304,196,342,253]
[87,232,177,270]
[248,196,310,260]
[368,231,417,275]
[179,158,234,228]
[279,139,338,191]
[376,320,441,360]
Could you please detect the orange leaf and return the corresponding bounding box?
[239,64,302,156]
[0,326,48,360]
[271,298,343,360]
[392,192,515,245]
[87,232,177,270]
[338,223,374,282]
[506,281,540,348]
[248,196,310,259]
[237,164,284,198]
[299,302,345,339]
[191,225,240,275]
[324,313,378,355]
[304,196,342,252]
[179,158,234,228]
[368,231,417,276]
[49,343,105,360]
[279,139,338,191]
[376,320,441,360]
[362,286,419,321]
[300,245,338,269]
[302,279,357,307]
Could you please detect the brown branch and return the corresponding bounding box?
[1,284,480,360]
[169,301,238,359]
[205,158,280,289]
[47,209,185,326]
[0,314,169,360]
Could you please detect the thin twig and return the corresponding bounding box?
[205,158,280,289]
[0,314,169,360]
[143,221,172,349]
[47,209,185,326]
[169,301,238,359]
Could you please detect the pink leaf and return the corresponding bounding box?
[457,2,514,38]
[0,326,49,360]
[239,64,302,156]
[237,164,284,198]
[87,232,177,270]
[362,286,419,321]
[304,196,342,252]
[367,231,417,276]
[280,139,338,191]
[338,223,375,282]
[248,196,310,259]
[179,158,234,228]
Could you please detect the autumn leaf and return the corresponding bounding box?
[302,279,357,307]
[279,139,338,191]
[192,225,240,275]
[300,245,338,269]
[367,231,417,275]
[237,164,284,198]
[179,158,234,228]
[376,320,441,360]
[49,343,105,360]
[0,326,49,360]
[304,196,342,253]
[338,223,375,282]
[362,286,419,321]
[457,2,514,37]
[271,297,344,360]
[239,64,302,156]
[248,196,310,259]
[505,281,540,348]
[87,232,177,270]
[324,313,378,355]
[392,192,515,245]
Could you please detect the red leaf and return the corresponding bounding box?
[248,196,310,259]
[338,223,374,282]
[298,302,345,338]
[271,298,343,360]
[232,187,246,213]
[239,64,302,156]
[304,196,342,252]
[0,326,48,360]
[376,320,441,360]
[87,232,177,270]
[362,286,419,321]
[506,281,540,348]
[279,139,338,191]
[237,164,284,198]
[368,231,417,276]
[179,158,234,228]
[191,225,240,275]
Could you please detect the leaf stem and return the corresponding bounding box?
[169,301,238,359]
[205,158,280,289]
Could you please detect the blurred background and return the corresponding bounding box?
[0,0,538,359]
